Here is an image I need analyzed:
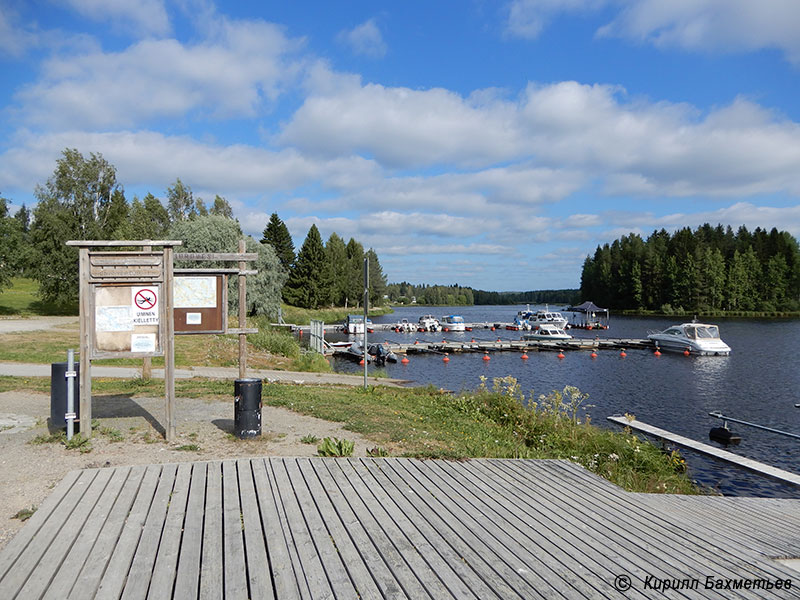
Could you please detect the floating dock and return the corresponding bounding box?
[607,416,800,488]
[332,337,655,359]
[1,458,799,599]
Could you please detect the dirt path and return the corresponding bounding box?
[0,390,379,551]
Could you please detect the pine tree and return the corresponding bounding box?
[366,248,387,306]
[345,238,364,308]
[325,233,349,306]
[283,224,332,308]
[261,213,295,273]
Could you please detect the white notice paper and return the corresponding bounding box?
[131,333,157,353]
[186,312,202,325]
[96,306,133,332]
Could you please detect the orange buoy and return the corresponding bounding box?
[442,340,447,344]
[620,349,627,358]
[654,348,661,356]
[482,353,491,361]
[471,338,475,343]
[401,356,409,364]
[443,354,450,363]
[684,348,691,356]
[359,359,365,365]
[491,326,495,331]
[414,340,419,345]
[497,338,501,342]
[521,353,529,360]
[590,351,598,359]
[444,327,449,332]
[557,351,565,359]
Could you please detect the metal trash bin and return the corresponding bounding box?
[234,378,262,438]
[50,361,80,428]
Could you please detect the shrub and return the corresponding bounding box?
[291,351,331,373]
[248,322,300,359]
[317,437,354,457]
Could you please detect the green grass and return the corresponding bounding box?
[3,373,700,494]
[175,444,201,452]
[12,507,37,521]
[0,278,77,316]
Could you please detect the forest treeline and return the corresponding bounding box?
[580,224,800,312]
[384,283,579,306]
[0,148,386,314]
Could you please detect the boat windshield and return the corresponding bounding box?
[687,325,719,339]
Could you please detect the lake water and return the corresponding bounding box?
[324,305,800,498]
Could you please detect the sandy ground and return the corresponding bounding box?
[0,389,379,552]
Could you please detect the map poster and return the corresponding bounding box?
[132,286,159,325]
[175,276,217,308]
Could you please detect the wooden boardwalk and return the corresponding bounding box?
[1,458,798,599]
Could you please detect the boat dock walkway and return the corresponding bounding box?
[607,416,800,488]
[1,457,798,599]
[332,337,655,359]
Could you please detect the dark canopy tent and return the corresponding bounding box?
[570,301,608,314]
[567,301,609,328]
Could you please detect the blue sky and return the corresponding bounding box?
[2,0,800,291]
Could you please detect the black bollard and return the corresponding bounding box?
[234,378,262,438]
[50,362,80,428]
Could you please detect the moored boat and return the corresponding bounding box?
[522,323,572,340]
[441,315,466,332]
[344,314,365,335]
[647,322,731,356]
[418,315,441,332]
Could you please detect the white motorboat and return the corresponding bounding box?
[647,323,731,356]
[529,306,569,329]
[522,323,572,340]
[344,315,372,334]
[418,315,441,332]
[441,315,466,332]
[392,318,415,333]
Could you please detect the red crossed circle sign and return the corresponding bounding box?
[134,289,157,310]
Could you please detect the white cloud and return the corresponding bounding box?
[14,17,305,129]
[506,0,604,39]
[598,0,800,64]
[381,243,512,256]
[0,129,372,198]
[337,18,387,58]
[0,6,40,57]
[282,74,800,199]
[506,0,800,64]
[61,0,171,37]
[279,72,522,168]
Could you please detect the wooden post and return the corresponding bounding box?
[141,244,152,380]
[164,245,176,442]
[238,239,247,379]
[78,247,92,437]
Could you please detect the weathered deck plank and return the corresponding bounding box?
[65,466,148,600]
[1,457,799,600]
[199,460,223,600]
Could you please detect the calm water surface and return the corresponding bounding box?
[325,305,800,498]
